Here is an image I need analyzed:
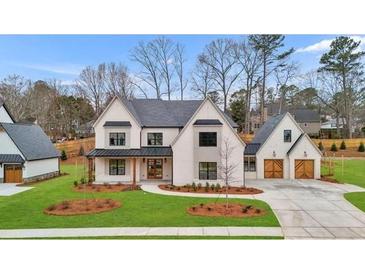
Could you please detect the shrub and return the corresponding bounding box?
[200,203,204,208]
[185,184,191,189]
[340,140,346,150]
[61,201,70,209]
[192,206,196,211]
[60,150,67,161]
[197,183,202,189]
[192,182,197,191]
[359,142,365,152]
[47,204,56,211]
[73,181,78,187]
[80,177,86,184]
[242,207,248,213]
[177,187,181,190]
[207,207,212,211]
[205,182,209,192]
[78,145,85,156]
[318,141,324,151]
[330,143,338,152]
[255,208,261,214]
[210,184,215,191]
[214,184,221,192]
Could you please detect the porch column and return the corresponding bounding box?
[132,158,136,186]
[88,158,94,183]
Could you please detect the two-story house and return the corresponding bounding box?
[87,95,245,185]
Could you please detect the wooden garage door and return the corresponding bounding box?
[4,165,23,183]
[264,160,283,178]
[295,160,314,179]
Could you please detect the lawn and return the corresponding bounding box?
[321,159,365,188]
[0,164,279,229]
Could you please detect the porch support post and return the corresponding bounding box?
[88,157,94,183]
[132,158,136,188]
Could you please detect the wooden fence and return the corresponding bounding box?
[312,138,365,149]
[55,137,95,158]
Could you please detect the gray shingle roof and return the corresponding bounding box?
[244,143,261,155]
[252,113,286,145]
[0,154,24,164]
[291,109,320,123]
[103,121,131,127]
[117,96,238,128]
[1,123,60,161]
[87,146,173,157]
[193,119,223,126]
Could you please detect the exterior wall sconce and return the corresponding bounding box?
[142,158,145,163]
[273,151,276,157]
[304,151,307,157]
[164,158,167,163]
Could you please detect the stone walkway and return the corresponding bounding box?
[0,184,32,196]
[141,180,365,239]
[0,226,283,238]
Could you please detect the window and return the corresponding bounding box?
[284,130,292,142]
[244,157,256,172]
[147,133,163,146]
[109,133,125,146]
[199,162,217,180]
[199,132,217,147]
[109,159,125,175]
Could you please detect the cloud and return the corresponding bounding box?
[19,63,83,75]
[296,36,365,53]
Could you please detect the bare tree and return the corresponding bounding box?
[219,137,239,210]
[199,39,241,111]
[105,62,134,99]
[76,64,106,117]
[235,40,262,133]
[191,59,215,99]
[174,43,188,100]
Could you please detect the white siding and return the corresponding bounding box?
[95,158,141,183]
[94,98,141,149]
[23,158,59,178]
[0,106,13,123]
[141,128,179,146]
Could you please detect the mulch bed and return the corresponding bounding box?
[319,175,341,184]
[74,183,141,193]
[159,184,263,195]
[187,202,265,218]
[44,199,121,216]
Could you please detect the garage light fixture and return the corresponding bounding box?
[304,151,307,157]
[272,150,276,157]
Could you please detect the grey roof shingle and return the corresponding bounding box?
[291,109,320,123]
[87,146,173,157]
[252,113,286,145]
[1,123,60,161]
[103,121,131,127]
[244,143,261,155]
[117,96,238,128]
[0,154,24,164]
[193,119,223,126]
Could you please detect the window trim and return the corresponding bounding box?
[199,162,217,180]
[109,132,126,146]
[147,132,163,146]
[109,159,126,175]
[284,130,292,143]
[199,132,217,147]
[244,156,256,172]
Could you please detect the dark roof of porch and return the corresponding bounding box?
[0,154,25,164]
[87,146,173,157]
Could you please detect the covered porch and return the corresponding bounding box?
[86,147,173,184]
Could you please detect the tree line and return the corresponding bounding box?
[0,35,364,139]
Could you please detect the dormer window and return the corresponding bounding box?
[148,133,163,146]
[109,132,125,146]
[284,130,292,142]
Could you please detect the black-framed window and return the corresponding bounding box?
[147,133,163,146]
[109,159,125,175]
[199,132,217,147]
[284,130,292,142]
[109,132,125,146]
[199,162,217,180]
[244,156,256,172]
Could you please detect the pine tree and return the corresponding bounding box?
[330,143,338,152]
[61,150,67,161]
[340,140,346,150]
[359,142,365,152]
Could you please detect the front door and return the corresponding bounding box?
[147,159,163,179]
[4,165,23,183]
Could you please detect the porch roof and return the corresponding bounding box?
[87,146,173,158]
[0,154,25,164]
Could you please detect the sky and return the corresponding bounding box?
[0,34,364,97]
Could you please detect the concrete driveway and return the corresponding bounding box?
[0,184,33,196]
[247,179,365,239]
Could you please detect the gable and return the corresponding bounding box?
[287,134,322,157]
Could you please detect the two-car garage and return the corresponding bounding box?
[263,159,315,179]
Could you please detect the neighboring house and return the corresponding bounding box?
[250,103,321,137]
[0,98,60,183]
[87,95,245,185]
[244,112,322,180]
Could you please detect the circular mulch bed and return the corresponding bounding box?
[44,199,121,216]
[74,183,140,193]
[159,184,263,195]
[187,202,265,218]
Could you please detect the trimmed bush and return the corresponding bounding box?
[205,182,209,192]
[192,182,197,191]
[340,140,346,150]
[78,145,85,156]
[330,143,338,152]
[60,150,67,161]
[318,142,324,151]
[359,142,365,152]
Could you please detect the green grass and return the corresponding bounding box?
[0,164,279,229]
[321,159,365,188]
[1,236,283,240]
[344,192,365,212]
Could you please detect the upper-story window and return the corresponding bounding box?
[284,130,292,142]
[148,133,163,146]
[109,132,125,146]
[199,132,217,147]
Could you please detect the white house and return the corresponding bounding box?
[244,112,322,180]
[0,98,60,183]
[87,95,245,185]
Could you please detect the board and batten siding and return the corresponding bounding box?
[141,128,180,146]
[23,158,59,179]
